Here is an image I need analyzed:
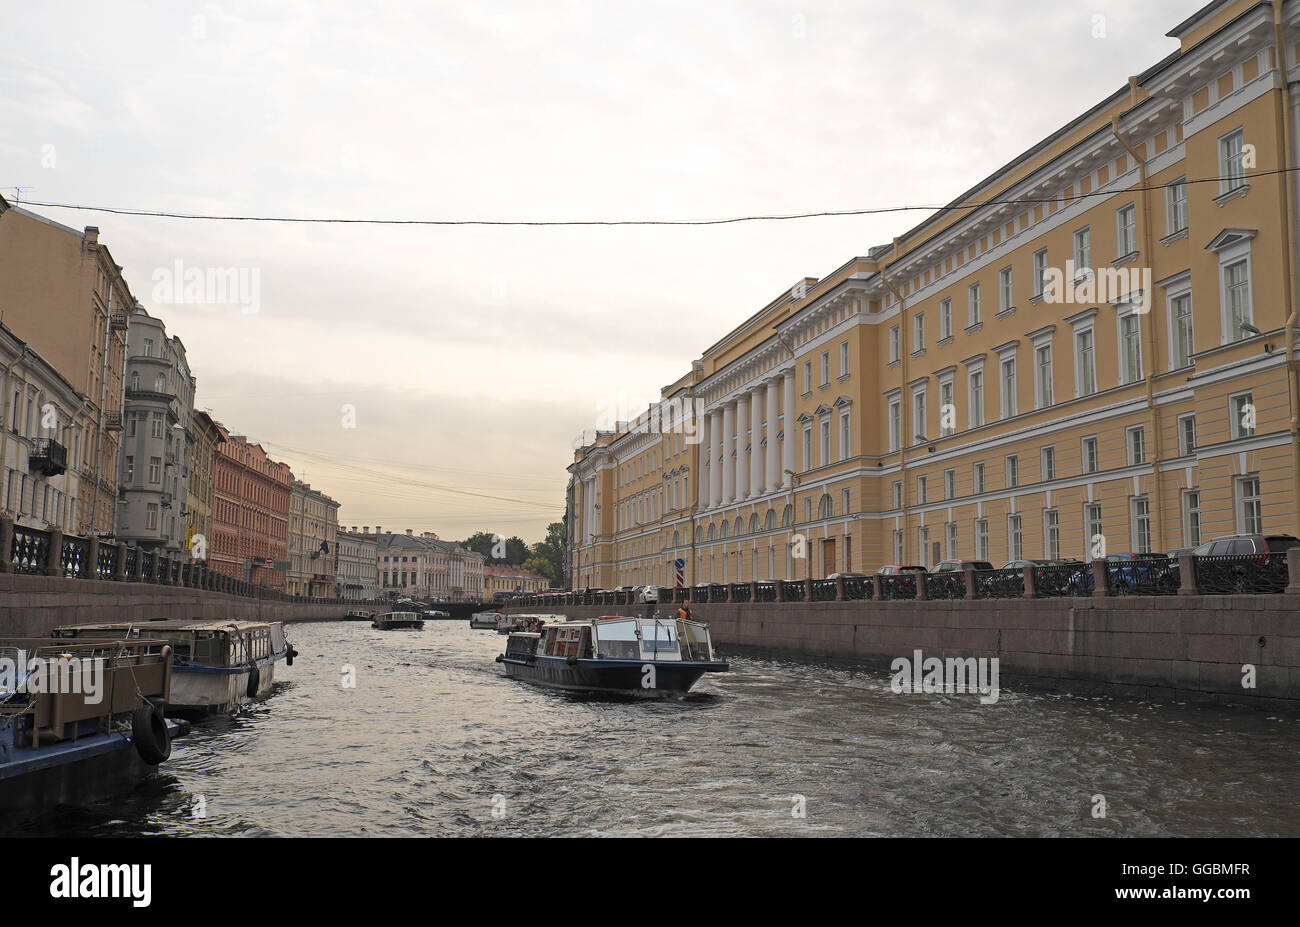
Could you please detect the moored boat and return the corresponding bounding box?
[0,636,190,816]
[372,611,424,630]
[344,609,374,621]
[495,612,566,634]
[496,614,728,695]
[53,619,297,715]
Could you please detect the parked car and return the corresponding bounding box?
[1192,534,1300,556]
[1102,553,1178,595]
[876,565,926,575]
[826,572,869,579]
[876,564,925,599]
[633,585,660,603]
[933,560,994,572]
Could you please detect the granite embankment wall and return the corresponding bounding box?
[507,595,1300,706]
[0,573,350,637]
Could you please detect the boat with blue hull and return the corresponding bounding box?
[0,636,189,817]
[497,614,728,696]
[53,620,297,715]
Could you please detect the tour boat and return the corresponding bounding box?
[496,614,728,695]
[495,612,566,634]
[0,635,190,816]
[53,620,297,715]
[469,610,503,629]
[372,611,424,630]
[344,609,374,621]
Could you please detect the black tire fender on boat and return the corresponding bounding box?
[494,654,503,663]
[246,663,261,699]
[131,705,171,765]
[285,647,296,667]
[566,655,578,666]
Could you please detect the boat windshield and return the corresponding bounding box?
[593,619,639,660]
[640,619,679,654]
[678,621,713,662]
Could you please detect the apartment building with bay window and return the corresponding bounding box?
[568,0,1300,588]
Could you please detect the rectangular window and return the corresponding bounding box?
[892,481,902,510]
[913,389,927,442]
[894,529,904,563]
[1224,260,1252,340]
[946,522,958,559]
[1005,455,1019,488]
[1041,446,1056,481]
[975,518,989,560]
[1116,203,1137,257]
[1230,392,1256,439]
[998,267,1013,313]
[820,351,830,387]
[802,427,812,470]
[1083,436,1099,474]
[146,503,158,530]
[973,462,986,494]
[1008,514,1023,560]
[803,361,812,393]
[1085,503,1103,556]
[124,456,134,484]
[150,412,164,439]
[939,299,952,340]
[968,283,981,327]
[1166,178,1187,234]
[913,313,925,353]
[1035,343,1053,408]
[918,526,930,567]
[917,475,927,505]
[1132,497,1151,553]
[1000,357,1017,418]
[1171,294,1194,369]
[1120,314,1142,383]
[944,468,956,500]
[1126,427,1145,466]
[889,326,900,363]
[1045,510,1060,560]
[969,370,985,428]
[888,399,902,452]
[819,418,830,464]
[149,457,161,483]
[1075,328,1097,396]
[1178,415,1197,456]
[1033,249,1048,298]
[1184,491,1201,547]
[839,341,849,377]
[1220,129,1246,193]
[839,411,850,461]
[1073,227,1091,272]
[939,380,954,436]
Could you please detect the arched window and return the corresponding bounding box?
[695,526,703,543]
[765,509,777,531]
[782,505,794,527]
[734,517,745,536]
[708,524,716,541]
[749,513,760,534]
[818,493,833,519]
[720,521,729,539]
[672,531,680,549]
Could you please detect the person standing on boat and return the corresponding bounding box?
[677,603,694,622]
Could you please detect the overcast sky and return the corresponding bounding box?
[0,0,1207,542]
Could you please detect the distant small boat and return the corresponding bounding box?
[344,609,374,621]
[372,611,424,630]
[496,614,728,696]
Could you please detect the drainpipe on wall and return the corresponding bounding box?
[88,282,113,535]
[1111,98,1166,552]
[1274,1,1300,527]
[882,248,911,563]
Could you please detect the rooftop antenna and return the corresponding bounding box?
[9,186,33,203]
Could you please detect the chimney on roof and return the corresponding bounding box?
[363,526,370,534]
[83,226,99,245]
[375,525,382,534]
[405,528,413,536]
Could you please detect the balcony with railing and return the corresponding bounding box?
[30,438,68,476]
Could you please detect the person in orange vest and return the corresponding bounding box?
[676,603,694,622]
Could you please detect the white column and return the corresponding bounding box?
[698,413,711,510]
[765,378,780,493]
[709,409,723,509]
[750,386,764,495]
[721,402,735,504]
[736,393,750,500]
[781,373,796,488]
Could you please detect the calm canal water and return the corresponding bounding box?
[8,620,1300,837]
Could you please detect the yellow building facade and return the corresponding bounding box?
[570,0,1300,590]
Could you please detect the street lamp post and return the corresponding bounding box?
[783,468,804,582]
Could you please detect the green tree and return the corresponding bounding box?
[521,556,556,584]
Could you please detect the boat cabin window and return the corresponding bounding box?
[679,622,713,662]
[640,620,679,655]
[545,626,589,658]
[593,619,640,660]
